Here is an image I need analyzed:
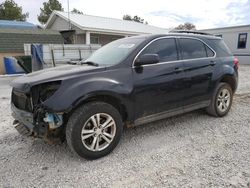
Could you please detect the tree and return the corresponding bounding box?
[132,15,144,23]
[175,22,196,30]
[123,14,148,24]
[38,0,63,25]
[71,8,83,14]
[123,14,132,21]
[0,0,28,21]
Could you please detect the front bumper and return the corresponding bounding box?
[11,103,64,142]
[11,103,34,133]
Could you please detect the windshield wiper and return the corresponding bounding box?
[80,61,99,67]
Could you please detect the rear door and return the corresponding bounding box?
[132,37,186,119]
[178,37,216,107]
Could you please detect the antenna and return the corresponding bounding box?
[67,0,71,29]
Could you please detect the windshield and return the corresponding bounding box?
[85,37,144,66]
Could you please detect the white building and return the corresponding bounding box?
[45,11,168,46]
[201,25,250,64]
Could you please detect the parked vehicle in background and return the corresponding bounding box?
[11,31,239,159]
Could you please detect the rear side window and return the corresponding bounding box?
[209,39,232,57]
[179,38,207,60]
[140,38,178,62]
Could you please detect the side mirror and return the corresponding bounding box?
[134,54,160,66]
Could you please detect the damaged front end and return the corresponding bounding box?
[11,81,65,143]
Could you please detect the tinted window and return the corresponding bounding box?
[140,38,178,62]
[180,38,207,59]
[209,39,232,57]
[238,33,247,49]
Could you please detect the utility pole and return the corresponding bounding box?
[67,0,71,29]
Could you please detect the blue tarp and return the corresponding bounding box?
[0,20,36,29]
[31,44,44,71]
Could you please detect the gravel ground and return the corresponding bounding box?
[0,67,250,187]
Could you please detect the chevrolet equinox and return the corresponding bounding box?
[11,32,239,159]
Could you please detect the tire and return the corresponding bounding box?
[206,82,233,117]
[66,101,123,159]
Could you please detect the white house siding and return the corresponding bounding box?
[49,16,69,31]
[48,16,124,45]
[201,26,250,64]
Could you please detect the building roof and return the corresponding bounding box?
[45,11,168,35]
[201,24,250,32]
[0,20,36,29]
[0,28,63,53]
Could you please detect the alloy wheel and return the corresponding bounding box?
[81,113,116,152]
[217,88,231,113]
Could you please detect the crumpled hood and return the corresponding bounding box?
[11,65,106,92]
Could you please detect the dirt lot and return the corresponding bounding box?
[1,67,250,187]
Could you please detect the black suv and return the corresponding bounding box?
[11,32,239,159]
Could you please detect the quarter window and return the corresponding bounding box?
[140,38,178,62]
[205,46,215,57]
[238,33,247,49]
[179,38,207,60]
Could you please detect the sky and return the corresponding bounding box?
[12,0,250,29]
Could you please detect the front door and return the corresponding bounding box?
[132,37,186,120]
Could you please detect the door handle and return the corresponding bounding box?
[210,60,216,66]
[174,67,183,73]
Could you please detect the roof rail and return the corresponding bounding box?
[169,30,213,36]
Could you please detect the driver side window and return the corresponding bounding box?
[140,38,178,62]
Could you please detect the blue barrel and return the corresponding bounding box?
[4,57,25,74]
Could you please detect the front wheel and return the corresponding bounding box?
[66,102,123,159]
[206,82,233,117]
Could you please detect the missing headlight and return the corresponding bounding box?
[31,81,61,105]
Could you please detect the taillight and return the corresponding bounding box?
[234,57,239,69]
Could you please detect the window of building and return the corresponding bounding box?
[140,38,178,62]
[179,38,207,59]
[237,33,247,49]
[90,36,99,44]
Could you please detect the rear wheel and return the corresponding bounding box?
[66,102,123,159]
[206,82,233,117]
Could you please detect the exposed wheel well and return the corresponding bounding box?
[220,75,237,93]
